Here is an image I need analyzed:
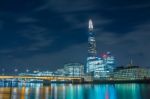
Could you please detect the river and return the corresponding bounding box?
[0,82,150,99]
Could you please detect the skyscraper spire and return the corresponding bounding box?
[86,19,97,73]
[87,19,96,57]
[89,19,93,31]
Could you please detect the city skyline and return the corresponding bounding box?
[0,0,150,73]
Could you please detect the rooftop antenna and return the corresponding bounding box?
[128,57,133,67]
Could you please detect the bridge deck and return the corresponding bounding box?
[0,76,83,81]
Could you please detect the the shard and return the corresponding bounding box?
[86,19,97,73]
[88,19,96,57]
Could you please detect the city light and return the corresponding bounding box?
[0,19,150,83]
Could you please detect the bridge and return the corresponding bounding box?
[0,75,84,83]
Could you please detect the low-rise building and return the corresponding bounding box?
[113,66,150,80]
[64,63,84,77]
[54,69,65,76]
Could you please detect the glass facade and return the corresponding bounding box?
[88,34,97,57]
[19,71,54,76]
[93,57,109,78]
[102,52,115,76]
[64,63,84,77]
[55,69,65,76]
[86,52,115,78]
[114,66,150,80]
[86,20,97,73]
[86,20,115,79]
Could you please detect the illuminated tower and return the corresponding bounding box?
[86,19,97,73]
[88,19,97,57]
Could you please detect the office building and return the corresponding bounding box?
[64,63,84,77]
[113,66,150,80]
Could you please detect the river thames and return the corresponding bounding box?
[0,82,150,99]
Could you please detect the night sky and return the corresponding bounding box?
[0,0,150,73]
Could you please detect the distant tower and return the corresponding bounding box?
[88,19,97,57]
[86,19,97,73]
[128,57,133,67]
[130,58,133,65]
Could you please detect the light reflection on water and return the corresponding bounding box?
[0,82,150,99]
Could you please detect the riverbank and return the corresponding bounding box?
[84,79,150,84]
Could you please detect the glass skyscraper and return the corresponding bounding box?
[88,19,96,57]
[86,20,115,78]
[86,19,97,73]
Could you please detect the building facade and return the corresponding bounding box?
[113,66,150,80]
[54,69,65,76]
[86,19,97,73]
[86,20,115,79]
[64,63,84,77]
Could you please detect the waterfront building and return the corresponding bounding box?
[54,69,65,76]
[102,52,115,76]
[36,71,54,76]
[86,19,115,79]
[64,63,84,77]
[33,70,40,73]
[113,66,150,80]
[93,57,109,78]
[93,53,115,79]
[86,19,97,73]
[88,19,97,57]
[19,71,54,76]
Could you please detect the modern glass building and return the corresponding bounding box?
[113,66,150,80]
[19,71,54,76]
[86,20,115,79]
[102,52,115,74]
[93,57,109,78]
[93,52,115,78]
[55,69,65,76]
[64,63,84,77]
[86,19,97,73]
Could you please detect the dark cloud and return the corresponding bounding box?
[17,17,38,23]
[96,22,150,66]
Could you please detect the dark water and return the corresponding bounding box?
[0,82,150,99]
